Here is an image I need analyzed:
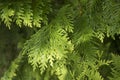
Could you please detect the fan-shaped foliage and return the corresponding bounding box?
[1,0,120,80]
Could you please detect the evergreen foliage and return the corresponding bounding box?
[0,0,120,80]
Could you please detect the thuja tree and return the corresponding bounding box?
[1,0,120,80]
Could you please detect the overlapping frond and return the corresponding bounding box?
[1,0,120,80]
[0,0,52,28]
[22,5,74,75]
